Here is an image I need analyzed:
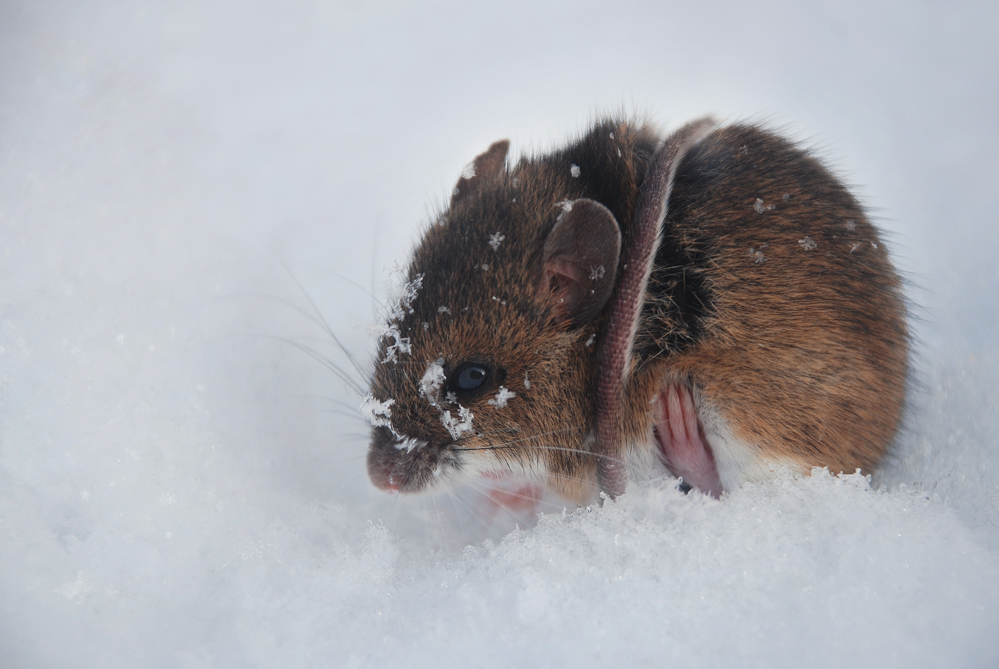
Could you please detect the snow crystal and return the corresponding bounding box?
[385,271,424,322]
[437,305,451,315]
[487,386,516,408]
[570,164,581,177]
[360,394,396,428]
[381,323,411,362]
[488,231,505,251]
[441,404,474,439]
[588,265,605,281]
[846,219,857,230]
[585,333,596,347]
[380,272,424,361]
[523,372,530,389]
[749,247,766,263]
[798,236,818,251]
[558,200,573,212]
[419,358,446,402]
[460,161,476,179]
[850,242,862,253]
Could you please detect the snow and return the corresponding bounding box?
[487,385,517,408]
[418,358,447,402]
[359,394,395,429]
[2,0,999,667]
[440,404,475,439]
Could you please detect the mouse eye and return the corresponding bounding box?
[446,361,506,400]
[454,363,489,392]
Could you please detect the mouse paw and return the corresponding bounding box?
[653,382,723,497]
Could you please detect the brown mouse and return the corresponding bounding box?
[362,117,909,505]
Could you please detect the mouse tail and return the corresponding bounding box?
[593,118,717,498]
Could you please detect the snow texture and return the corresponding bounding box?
[2,0,999,667]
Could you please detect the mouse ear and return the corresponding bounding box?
[540,199,622,327]
[450,140,509,207]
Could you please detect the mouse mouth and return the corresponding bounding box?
[651,382,723,497]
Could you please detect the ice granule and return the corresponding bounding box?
[570,164,581,178]
[754,198,774,214]
[460,161,476,179]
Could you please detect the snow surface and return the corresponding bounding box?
[2,0,999,667]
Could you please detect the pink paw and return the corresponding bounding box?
[653,382,723,497]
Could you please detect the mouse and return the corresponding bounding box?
[362,116,909,506]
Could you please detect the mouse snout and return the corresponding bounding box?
[366,426,457,493]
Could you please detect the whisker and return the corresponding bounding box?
[280,260,370,383]
[279,338,367,397]
[465,425,584,448]
[216,291,342,336]
[315,408,369,422]
[431,493,448,552]
[306,262,385,308]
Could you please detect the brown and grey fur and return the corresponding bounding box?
[365,118,908,504]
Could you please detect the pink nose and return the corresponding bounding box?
[369,468,400,493]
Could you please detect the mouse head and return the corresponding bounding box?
[364,122,655,503]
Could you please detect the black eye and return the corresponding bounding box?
[455,363,489,392]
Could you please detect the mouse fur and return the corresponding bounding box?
[363,117,909,505]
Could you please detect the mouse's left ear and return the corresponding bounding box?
[539,199,621,328]
[450,140,509,207]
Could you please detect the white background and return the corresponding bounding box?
[1,1,997,666]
